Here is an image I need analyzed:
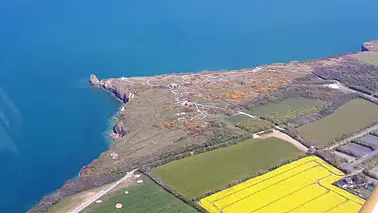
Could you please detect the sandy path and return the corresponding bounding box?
[67,169,138,213]
[260,129,308,152]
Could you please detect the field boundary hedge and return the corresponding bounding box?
[141,170,207,213]
[144,134,252,170]
[192,153,309,201]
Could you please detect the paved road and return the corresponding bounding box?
[72,169,138,213]
[237,111,256,118]
[314,75,378,103]
[326,124,378,150]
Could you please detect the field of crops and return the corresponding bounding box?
[298,98,378,144]
[246,97,325,124]
[153,137,303,198]
[81,175,198,213]
[235,118,275,133]
[200,156,364,213]
[247,97,320,116]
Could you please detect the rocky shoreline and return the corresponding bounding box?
[362,40,378,52]
[28,39,378,213]
[89,74,128,141]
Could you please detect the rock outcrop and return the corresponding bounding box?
[362,40,378,52]
[89,74,100,86]
[102,82,129,103]
[110,121,127,140]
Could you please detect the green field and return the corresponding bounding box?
[153,137,303,198]
[81,176,198,213]
[247,97,321,116]
[235,118,275,133]
[298,98,378,145]
[246,97,324,124]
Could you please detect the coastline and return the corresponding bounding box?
[28,39,378,213]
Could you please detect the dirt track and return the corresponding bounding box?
[260,129,309,152]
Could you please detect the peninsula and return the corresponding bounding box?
[30,40,378,213]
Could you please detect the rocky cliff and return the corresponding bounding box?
[89,74,100,86]
[362,39,378,52]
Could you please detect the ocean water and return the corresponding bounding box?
[0,0,378,212]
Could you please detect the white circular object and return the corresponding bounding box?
[95,200,102,204]
[115,203,123,209]
[134,174,141,178]
[137,179,143,184]
[125,190,129,194]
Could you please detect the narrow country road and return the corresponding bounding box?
[312,73,378,103]
[237,111,256,118]
[72,168,138,213]
[327,124,378,150]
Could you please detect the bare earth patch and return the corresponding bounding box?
[259,129,308,152]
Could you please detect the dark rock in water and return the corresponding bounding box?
[362,40,378,52]
[89,74,100,86]
[113,122,126,137]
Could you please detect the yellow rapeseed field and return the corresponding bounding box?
[200,156,365,213]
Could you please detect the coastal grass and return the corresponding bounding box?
[48,183,113,213]
[48,197,76,213]
[352,52,378,66]
[297,98,378,145]
[81,175,198,213]
[153,137,303,199]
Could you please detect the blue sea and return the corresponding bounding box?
[0,0,378,212]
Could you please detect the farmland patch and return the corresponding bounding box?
[247,97,320,116]
[235,118,275,133]
[81,175,198,213]
[297,98,378,145]
[153,137,303,198]
[246,97,325,124]
[200,156,364,213]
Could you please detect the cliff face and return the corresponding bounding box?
[362,40,378,52]
[101,80,129,104]
[89,74,100,86]
[89,76,130,140]
[90,74,130,103]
